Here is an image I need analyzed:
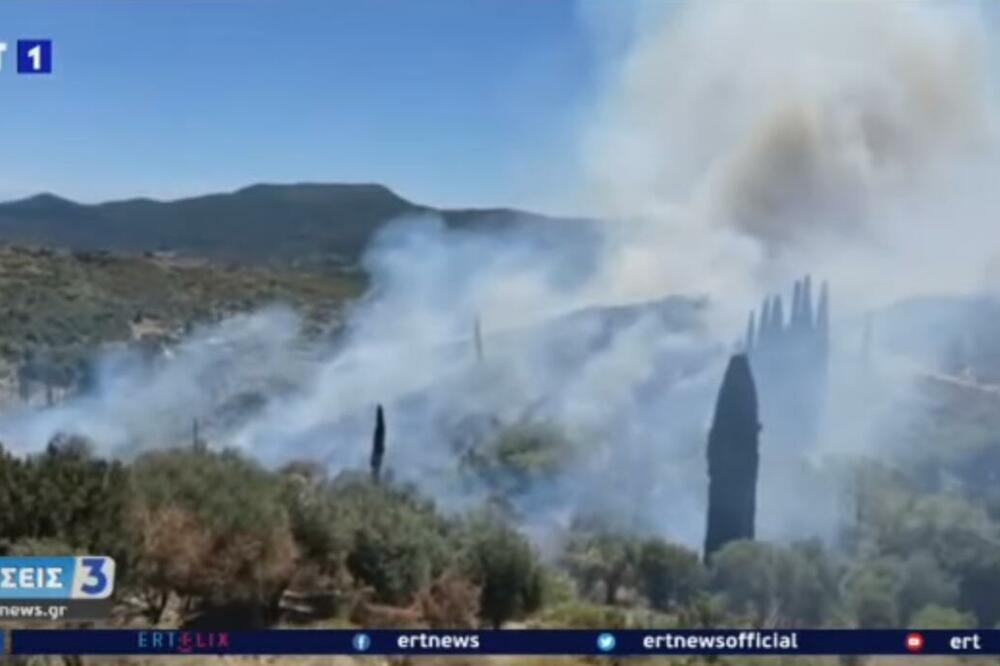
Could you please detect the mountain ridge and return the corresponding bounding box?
[0,182,587,267]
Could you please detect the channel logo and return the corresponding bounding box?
[0,39,53,74]
[0,556,115,599]
[137,631,230,654]
[905,632,925,653]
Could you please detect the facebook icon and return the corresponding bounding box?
[17,40,52,74]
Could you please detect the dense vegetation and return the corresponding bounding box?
[0,245,363,390]
[2,414,998,637]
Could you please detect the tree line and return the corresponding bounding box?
[1,424,998,632]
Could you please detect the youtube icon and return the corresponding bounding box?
[906,633,925,653]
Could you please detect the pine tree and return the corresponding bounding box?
[704,354,760,562]
[371,404,386,483]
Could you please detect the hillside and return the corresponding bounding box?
[0,245,364,396]
[0,182,596,394]
[0,184,584,268]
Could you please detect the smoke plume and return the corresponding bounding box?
[582,0,1000,313]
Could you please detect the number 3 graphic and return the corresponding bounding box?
[79,557,109,596]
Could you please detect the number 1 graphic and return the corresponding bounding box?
[27,45,41,71]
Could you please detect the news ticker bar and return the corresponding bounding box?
[2,629,994,656]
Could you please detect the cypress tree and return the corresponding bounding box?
[791,280,803,331]
[770,295,785,337]
[758,298,772,348]
[816,281,829,356]
[371,404,386,483]
[802,275,814,332]
[474,315,484,363]
[192,418,205,451]
[745,310,756,352]
[704,354,761,562]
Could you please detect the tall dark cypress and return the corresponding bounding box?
[192,418,204,451]
[704,354,761,562]
[371,404,386,483]
[791,280,803,331]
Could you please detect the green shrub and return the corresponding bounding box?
[636,538,705,611]
[460,512,545,628]
[711,540,840,627]
[329,473,456,605]
[561,525,639,606]
[130,447,297,613]
[0,438,134,570]
[910,604,976,629]
[462,422,576,502]
[533,601,631,629]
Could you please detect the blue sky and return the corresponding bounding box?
[0,1,637,210]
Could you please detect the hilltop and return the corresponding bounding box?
[0,182,596,390]
[0,184,585,269]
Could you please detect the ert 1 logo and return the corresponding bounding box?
[0,556,116,600]
[0,40,53,74]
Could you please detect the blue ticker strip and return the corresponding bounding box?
[6,629,994,656]
[0,557,115,600]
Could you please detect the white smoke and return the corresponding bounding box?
[0,308,307,456]
[582,0,1000,313]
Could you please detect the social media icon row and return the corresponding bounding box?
[0,40,53,74]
